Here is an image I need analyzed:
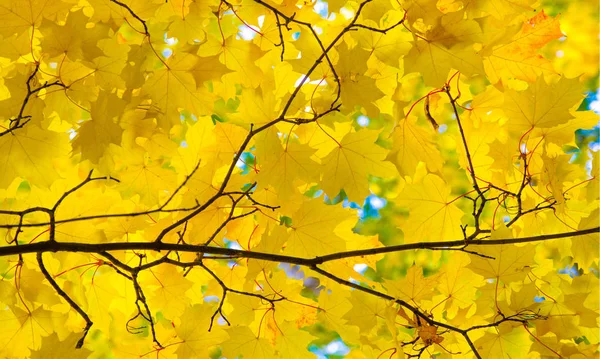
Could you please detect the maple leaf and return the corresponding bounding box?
[39,10,108,62]
[335,44,385,117]
[85,0,164,24]
[352,20,412,68]
[535,296,582,339]
[503,77,584,131]
[189,54,232,85]
[0,124,70,188]
[483,11,563,83]
[463,0,535,20]
[571,209,600,270]
[540,153,574,213]
[73,91,125,163]
[0,31,31,61]
[396,306,444,346]
[388,115,444,176]
[539,110,600,146]
[0,306,62,358]
[285,199,351,257]
[142,51,215,129]
[434,253,484,316]
[384,264,439,304]
[320,129,397,202]
[247,225,288,280]
[343,290,387,333]
[30,333,92,359]
[405,11,484,87]
[468,226,535,283]
[142,265,193,319]
[202,35,265,88]
[274,321,317,359]
[0,65,45,125]
[255,131,319,199]
[17,265,62,306]
[174,304,228,358]
[0,0,73,38]
[474,322,532,359]
[221,326,275,359]
[403,0,443,27]
[395,174,464,242]
[166,1,212,45]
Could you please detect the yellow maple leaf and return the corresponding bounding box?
[142,265,193,319]
[571,209,600,270]
[73,91,124,163]
[342,290,387,333]
[0,124,70,188]
[463,0,535,20]
[434,253,484,316]
[232,87,279,127]
[221,326,275,359]
[484,11,563,83]
[142,51,215,129]
[384,264,439,304]
[274,321,317,359]
[474,322,532,359]
[352,20,412,68]
[202,35,265,88]
[247,225,288,280]
[0,306,61,358]
[39,10,108,62]
[0,0,72,38]
[504,77,583,131]
[538,110,600,146]
[321,129,397,202]
[30,332,92,359]
[403,0,443,27]
[174,304,228,359]
[0,65,45,125]
[286,199,351,257]
[388,115,444,176]
[166,1,212,45]
[468,226,535,283]
[395,174,464,242]
[335,44,384,117]
[405,11,484,87]
[256,128,319,200]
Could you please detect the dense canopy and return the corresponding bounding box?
[0,0,598,358]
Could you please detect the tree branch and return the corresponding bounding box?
[36,252,93,348]
[1,227,596,263]
[0,63,66,137]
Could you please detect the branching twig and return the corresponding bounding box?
[1,63,66,137]
[309,265,483,359]
[199,260,283,330]
[37,252,93,348]
[130,267,162,347]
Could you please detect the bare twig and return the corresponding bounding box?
[37,252,93,348]
[1,63,66,137]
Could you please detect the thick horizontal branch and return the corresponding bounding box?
[1,227,597,264]
[314,226,599,262]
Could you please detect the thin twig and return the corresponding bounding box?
[37,252,93,348]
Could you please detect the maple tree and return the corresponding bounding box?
[0,0,598,358]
